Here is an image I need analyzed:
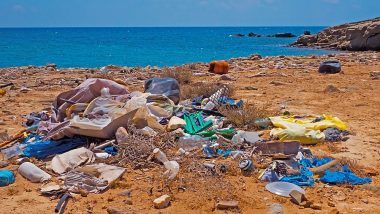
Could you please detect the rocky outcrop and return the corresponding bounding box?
[291,17,380,51]
[270,33,296,38]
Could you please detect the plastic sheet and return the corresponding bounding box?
[23,135,87,160]
[320,165,372,185]
[270,115,348,144]
[144,78,180,104]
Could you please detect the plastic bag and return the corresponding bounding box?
[0,170,15,186]
[270,115,347,144]
[144,78,180,104]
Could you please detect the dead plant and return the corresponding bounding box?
[114,125,177,169]
[181,81,234,100]
[160,67,192,84]
[219,102,278,130]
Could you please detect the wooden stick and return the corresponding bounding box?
[310,159,340,175]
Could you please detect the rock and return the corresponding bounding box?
[319,60,341,74]
[153,195,171,209]
[46,63,57,69]
[220,74,235,81]
[304,31,311,35]
[272,33,296,38]
[167,116,186,131]
[370,71,380,80]
[270,80,287,86]
[324,85,341,93]
[249,54,262,60]
[215,200,239,210]
[291,17,380,51]
[268,203,283,214]
[294,35,318,46]
[244,86,258,90]
[310,203,322,210]
[248,32,262,37]
[193,72,208,77]
[115,127,129,144]
[328,208,340,214]
[124,199,133,205]
[300,201,312,208]
[328,201,336,207]
[20,86,32,93]
[289,190,306,205]
[107,207,130,214]
[231,33,245,37]
[0,131,10,141]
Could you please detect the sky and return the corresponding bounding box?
[0,0,378,27]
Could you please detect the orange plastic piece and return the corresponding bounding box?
[209,61,229,75]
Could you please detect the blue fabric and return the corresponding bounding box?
[282,157,371,186]
[281,160,315,186]
[23,135,87,160]
[320,165,372,185]
[0,170,15,187]
[104,146,118,156]
[312,157,333,167]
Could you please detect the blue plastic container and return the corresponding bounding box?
[0,170,15,187]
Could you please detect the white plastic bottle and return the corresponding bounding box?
[18,162,51,183]
[153,148,179,180]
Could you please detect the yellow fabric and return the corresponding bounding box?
[269,115,348,145]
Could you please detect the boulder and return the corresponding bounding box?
[295,35,317,46]
[304,31,311,35]
[318,60,341,74]
[231,33,245,37]
[248,32,261,37]
[272,33,296,38]
[291,17,380,51]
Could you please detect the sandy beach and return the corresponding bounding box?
[1,51,380,213]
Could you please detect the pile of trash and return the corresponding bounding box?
[0,77,372,212]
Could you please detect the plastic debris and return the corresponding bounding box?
[18,162,51,183]
[0,170,15,187]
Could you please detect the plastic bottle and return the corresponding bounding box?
[0,170,15,187]
[178,135,210,151]
[204,86,228,110]
[153,148,179,180]
[18,162,51,183]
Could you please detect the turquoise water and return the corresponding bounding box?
[0,27,335,68]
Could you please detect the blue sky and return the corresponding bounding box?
[0,0,378,27]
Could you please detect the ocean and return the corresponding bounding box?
[0,27,336,68]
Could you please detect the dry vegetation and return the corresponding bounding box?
[160,67,192,84]
[219,102,279,130]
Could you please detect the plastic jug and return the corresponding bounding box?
[18,162,51,183]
